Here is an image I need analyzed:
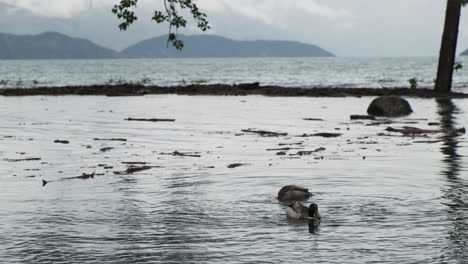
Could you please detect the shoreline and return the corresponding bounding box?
[1,83,468,98]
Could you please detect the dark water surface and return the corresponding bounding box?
[1,95,467,263]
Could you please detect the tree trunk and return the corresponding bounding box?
[435,0,462,93]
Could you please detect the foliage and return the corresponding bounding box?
[0,79,8,87]
[105,77,153,86]
[15,77,23,87]
[112,0,210,50]
[408,78,418,89]
[191,79,208,84]
[178,79,209,85]
[454,61,463,71]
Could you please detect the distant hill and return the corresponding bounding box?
[461,49,468,56]
[0,32,121,59]
[122,34,334,58]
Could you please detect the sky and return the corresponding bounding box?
[0,0,467,56]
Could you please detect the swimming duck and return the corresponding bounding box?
[286,201,321,221]
[277,185,312,202]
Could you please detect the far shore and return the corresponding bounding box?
[1,83,468,98]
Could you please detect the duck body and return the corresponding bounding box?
[277,185,312,202]
[286,202,321,222]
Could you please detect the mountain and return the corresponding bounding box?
[0,32,121,59]
[122,35,335,58]
[462,49,468,56]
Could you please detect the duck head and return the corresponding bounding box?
[308,203,321,220]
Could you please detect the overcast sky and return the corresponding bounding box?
[1,0,467,56]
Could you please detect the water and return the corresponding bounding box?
[1,94,467,263]
[0,57,468,90]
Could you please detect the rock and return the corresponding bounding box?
[367,96,413,117]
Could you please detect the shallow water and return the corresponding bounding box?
[0,95,468,263]
[1,57,468,91]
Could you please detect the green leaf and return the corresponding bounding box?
[113,0,210,49]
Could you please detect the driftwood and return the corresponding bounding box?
[293,147,326,156]
[350,115,376,120]
[386,126,465,135]
[113,166,157,175]
[160,151,201,158]
[4,157,41,162]
[42,172,95,187]
[299,133,342,138]
[54,140,70,144]
[227,163,249,168]
[125,118,176,122]
[94,138,127,142]
[100,147,114,152]
[303,118,324,121]
[241,129,288,137]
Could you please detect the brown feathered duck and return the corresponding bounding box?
[277,185,312,202]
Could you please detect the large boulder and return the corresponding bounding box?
[367,96,413,117]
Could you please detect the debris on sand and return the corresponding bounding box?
[113,166,157,175]
[292,147,326,156]
[42,172,95,187]
[386,126,465,135]
[160,151,202,158]
[100,147,114,152]
[54,140,70,144]
[94,138,127,142]
[65,172,95,180]
[121,161,148,165]
[266,147,300,152]
[125,118,176,122]
[278,142,303,146]
[303,118,324,121]
[350,115,376,120]
[366,120,419,126]
[299,133,342,138]
[413,140,443,144]
[4,157,41,162]
[241,129,288,137]
[227,163,249,168]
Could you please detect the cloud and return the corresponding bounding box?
[0,0,91,17]
[200,0,351,25]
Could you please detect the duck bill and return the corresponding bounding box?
[314,210,321,220]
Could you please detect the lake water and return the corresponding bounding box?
[0,57,468,90]
[1,94,467,263]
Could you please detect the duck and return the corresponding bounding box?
[277,185,312,202]
[286,201,321,221]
